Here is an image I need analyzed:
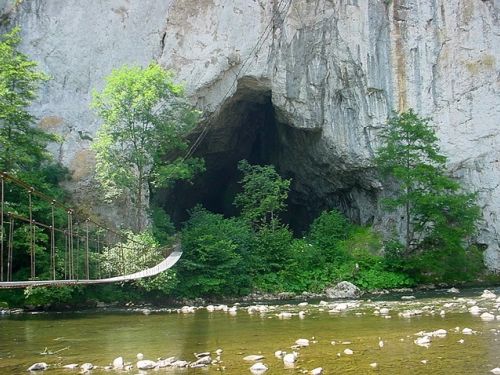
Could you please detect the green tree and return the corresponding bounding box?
[0,27,54,173]
[91,63,204,231]
[0,27,68,282]
[234,160,290,228]
[376,110,480,254]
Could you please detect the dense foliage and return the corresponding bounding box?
[0,27,68,285]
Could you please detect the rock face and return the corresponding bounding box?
[3,0,499,270]
[325,281,362,299]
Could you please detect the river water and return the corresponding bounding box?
[1,288,499,374]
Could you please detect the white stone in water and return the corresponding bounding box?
[433,329,447,337]
[216,304,228,311]
[379,307,390,315]
[311,367,323,374]
[80,363,94,371]
[137,360,156,370]
[298,302,308,307]
[283,352,298,364]
[490,368,500,375]
[467,300,477,306]
[401,296,415,300]
[458,339,465,344]
[370,362,378,369]
[298,311,306,319]
[194,356,211,365]
[243,355,265,361]
[278,312,292,319]
[481,290,497,299]
[447,287,460,293]
[180,306,195,313]
[469,305,482,315]
[206,305,215,312]
[113,356,124,369]
[250,362,268,373]
[63,364,79,369]
[142,308,151,315]
[414,336,431,347]
[440,310,446,316]
[27,362,48,371]
[319,301,328,306]
[379,339,384,348]
[215,349,223,356]
[343,348,353,355]
[295,338,310,347]
[481,312,496,321]
[136,353,144,360]
[462,328,474,335]
[421,360,428,364]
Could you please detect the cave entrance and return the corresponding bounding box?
[159,77,298,229]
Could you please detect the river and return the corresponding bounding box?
[1,288,499,374]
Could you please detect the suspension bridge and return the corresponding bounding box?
[0,172,182,289]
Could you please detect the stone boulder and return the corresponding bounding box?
[325,281,362,299]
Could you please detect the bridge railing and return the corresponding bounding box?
[0,171,169,283]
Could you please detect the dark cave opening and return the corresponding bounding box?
[159,82,283,227]
[156,78,377,234]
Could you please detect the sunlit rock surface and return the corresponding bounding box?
[2,0,499,269]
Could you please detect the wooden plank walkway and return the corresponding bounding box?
[0,246,182,289]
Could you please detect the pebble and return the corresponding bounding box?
[80,363,94,372]
[250,362,268,373]
[283,352,298,364]
[63,364,78,369]
[491,368,500,375]
[469,305,482,315]
[295,338,310,347]
[343,348,353,355]
[311,367,323,374]
[481,312,495,321]
[370,362,378,369]
[137,360,156,370]
[112,356,124,369]
[414,336,431,347]
[462,328,474,335]
[278,312,292,319]
[27,363,48,371]
[193,356,211,365]
[379,307,390,315]
[137,353,144,360]
[481,290,497,299]
[401,296,415,300]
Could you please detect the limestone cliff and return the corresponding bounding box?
[2,0,499,270]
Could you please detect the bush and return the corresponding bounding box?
[177,207,253,298]
[24,285,79,306]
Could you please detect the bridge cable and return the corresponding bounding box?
[50,202,56,280]
[7,214,13,281]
